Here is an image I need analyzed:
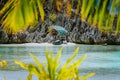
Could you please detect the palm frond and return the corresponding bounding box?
[14,59,28,69]
[62,47,79,68]
[98,0,109,30]
[37,0,45,22]
[0,0,44,34]
[84,0,96,20]
[115,10,120,35]
[65,1,72,18]
[29,53,46,73]
[81,0,88,21]
[93,0,102,26]
[56,0,63,12]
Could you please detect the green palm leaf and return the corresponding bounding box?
[98,0,109,30]
[37,0,45,22]
[93,0,102,26]
[115,10,120,35]
[29,53,46,73]
[84,0,96,20]
[62,47,79,68]
[0,0,44,34]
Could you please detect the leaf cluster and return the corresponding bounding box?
[1,0,120,35]
[14,47,95,80]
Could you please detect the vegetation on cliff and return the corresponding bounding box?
[0,0,120,35]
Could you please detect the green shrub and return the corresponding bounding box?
[14,47,95,80]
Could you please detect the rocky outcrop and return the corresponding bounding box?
[0,25,9,43]
[0,1,120,45]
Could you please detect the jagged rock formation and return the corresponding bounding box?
[0,1,120,44]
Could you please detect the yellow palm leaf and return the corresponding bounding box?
[62,47,79,68]
[0,60,7,68]
[14,60,28,69]
[29,53,46,73]
[66,1,72,18]
[15,48,95,80]
[56,0,63,12]
[115,11,120,35]
[86,72,96,78]
[0,0,44,34]
[37,0,45,22]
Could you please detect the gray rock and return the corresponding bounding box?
[0,1,120,45]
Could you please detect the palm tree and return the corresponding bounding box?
[0,0,120,34]
[81,0,120,34]
[0,0,45,34]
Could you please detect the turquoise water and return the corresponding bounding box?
[0,43,120,80]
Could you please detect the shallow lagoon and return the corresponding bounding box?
[0,43,120,80]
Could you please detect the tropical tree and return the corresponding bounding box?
[0,0,45,34]
[0,0,120,34]
[81,0,120,34]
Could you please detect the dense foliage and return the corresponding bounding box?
[81,0,120,35]
[14,47,95,80]
[0,0,120,34]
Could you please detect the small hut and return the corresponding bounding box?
[49,25,68,44]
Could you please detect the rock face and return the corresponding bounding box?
[0,1,120,44]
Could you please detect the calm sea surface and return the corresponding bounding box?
[0,43,120,80]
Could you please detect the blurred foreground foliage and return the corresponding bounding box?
[14,47,95,80]
[0,54,7,68]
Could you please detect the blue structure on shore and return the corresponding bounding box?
[50,25,68,36]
